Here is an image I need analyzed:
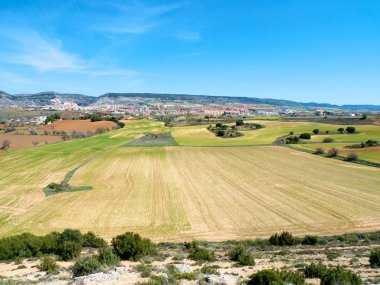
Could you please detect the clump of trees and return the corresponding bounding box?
[0,229,106,261]
[45,113,60,124]
[84,114,125,128]
[299,133,311,139]
[346,126,356,134]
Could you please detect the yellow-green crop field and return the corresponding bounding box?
[0,120,379,241]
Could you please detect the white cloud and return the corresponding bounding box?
[94,2,185,35]
[0,30,85,72]
[177,32,201,42]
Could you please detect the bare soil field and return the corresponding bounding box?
[42,119,116,132]
[0,133,61,150]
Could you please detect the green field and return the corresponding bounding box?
[0,119,380,241]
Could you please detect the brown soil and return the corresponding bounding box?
[42,120,117,132]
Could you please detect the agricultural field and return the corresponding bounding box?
[42,119,116,132]
[0,119,379,242]
[0,119,118,152]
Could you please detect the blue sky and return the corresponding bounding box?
[0,0,380,104]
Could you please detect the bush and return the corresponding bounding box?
[97,246,120,266]
[346,153,358,161]
[328,148,340,157]
[302,235,319,245]
[338,128,344,134]
[299,133,311,139]
[323,137,334,143]
[200,265,219,275]
[0,233,43,260]
[41,232,60,254]
[269,232,297,246]
[302,262,327,278]
[37,255,59,274]
[57,241,82,261]
[285,136,300,144]
[228,245,255,266]
[315,148,324,154]
[346,127,356,134]
[369,248,380,268]
[135,263,153,278]
[216,130,225,137]
[248,269,284,285]
[83,232,107,248]
[320,266,361,285]
[278,269,305,285]
[236,119,244,126]
[185,242,215,262]
[313,129,320,134]
[58,229,83,245]
[72,256,101,277]
[112,232,156,261]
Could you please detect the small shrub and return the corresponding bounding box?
[236,119,244,126]
[325,249,342,261]
[200,265,219,275]
[38,256,59,274]
[277,269,305,285]
[323,137,334,143]
[97,246,120,266]
[135,263,153,278]
[299,133,311,139]
[328,148,340,157]
[315,148,324,154]
[346,127,356,134]
[302,262,327,278]
[112,232,156,261]
[346,153,358,161]
[57,241,82,261]
[248,269,284,285]
[269,232,297,246]
[313,129,320,134]
[185,242,215,262]
[369,248,380,268]
[320,266,361,285]
[302,235,319,245]
[228,245,255,266]
[216,130,225,137]
[72,256,101,277]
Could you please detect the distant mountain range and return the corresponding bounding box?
[1,91,379,111]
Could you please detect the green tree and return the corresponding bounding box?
[112,232,156,261]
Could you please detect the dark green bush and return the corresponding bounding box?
[58,229,83,245]
[37,255,59,274]
[236,119,244,126]
[302,235,319,245]
[320,266,361,285]
[269,232,297,246]
[302,262,327,278]
[97,246,120,266]
[41,232,60,254]
[323,137,334,143]
[185,242,215,262]
[112,232,156,261]
[0,233,43,260]
[228,245,255,266]
[346,127,356,134]
[72,256,101,277]
[277,269,305,285]
[300,133,311,139]
[369,249,380,268]
[248,269,284,285]
[57,241,82,261]
[83,232,107,248]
